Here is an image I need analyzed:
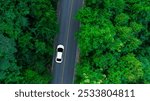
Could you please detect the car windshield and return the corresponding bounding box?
[57,58,61,61]
[58,48,63,52]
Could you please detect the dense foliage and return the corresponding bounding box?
[76,0,150,83]
[0,0,57,83]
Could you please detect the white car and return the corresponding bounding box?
[55,44,64,63]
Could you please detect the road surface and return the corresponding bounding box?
[52,0,83,84]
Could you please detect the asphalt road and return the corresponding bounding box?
[52,0,83,84]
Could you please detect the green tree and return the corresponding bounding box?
[76,0,149,84]
[0,34,22,83]
[0,0,58,83]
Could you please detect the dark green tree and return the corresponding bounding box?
[0,0,58,83]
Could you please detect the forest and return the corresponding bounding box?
[75,0,150,84]
[0,0,150,84]
[0,0,58,83]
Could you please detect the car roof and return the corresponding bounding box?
[57,52,63,59]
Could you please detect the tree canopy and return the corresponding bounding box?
[0,0,58,83]
[76,0,150,84]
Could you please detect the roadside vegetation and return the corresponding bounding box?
[76,0,150,83]
[0,0,58,83]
